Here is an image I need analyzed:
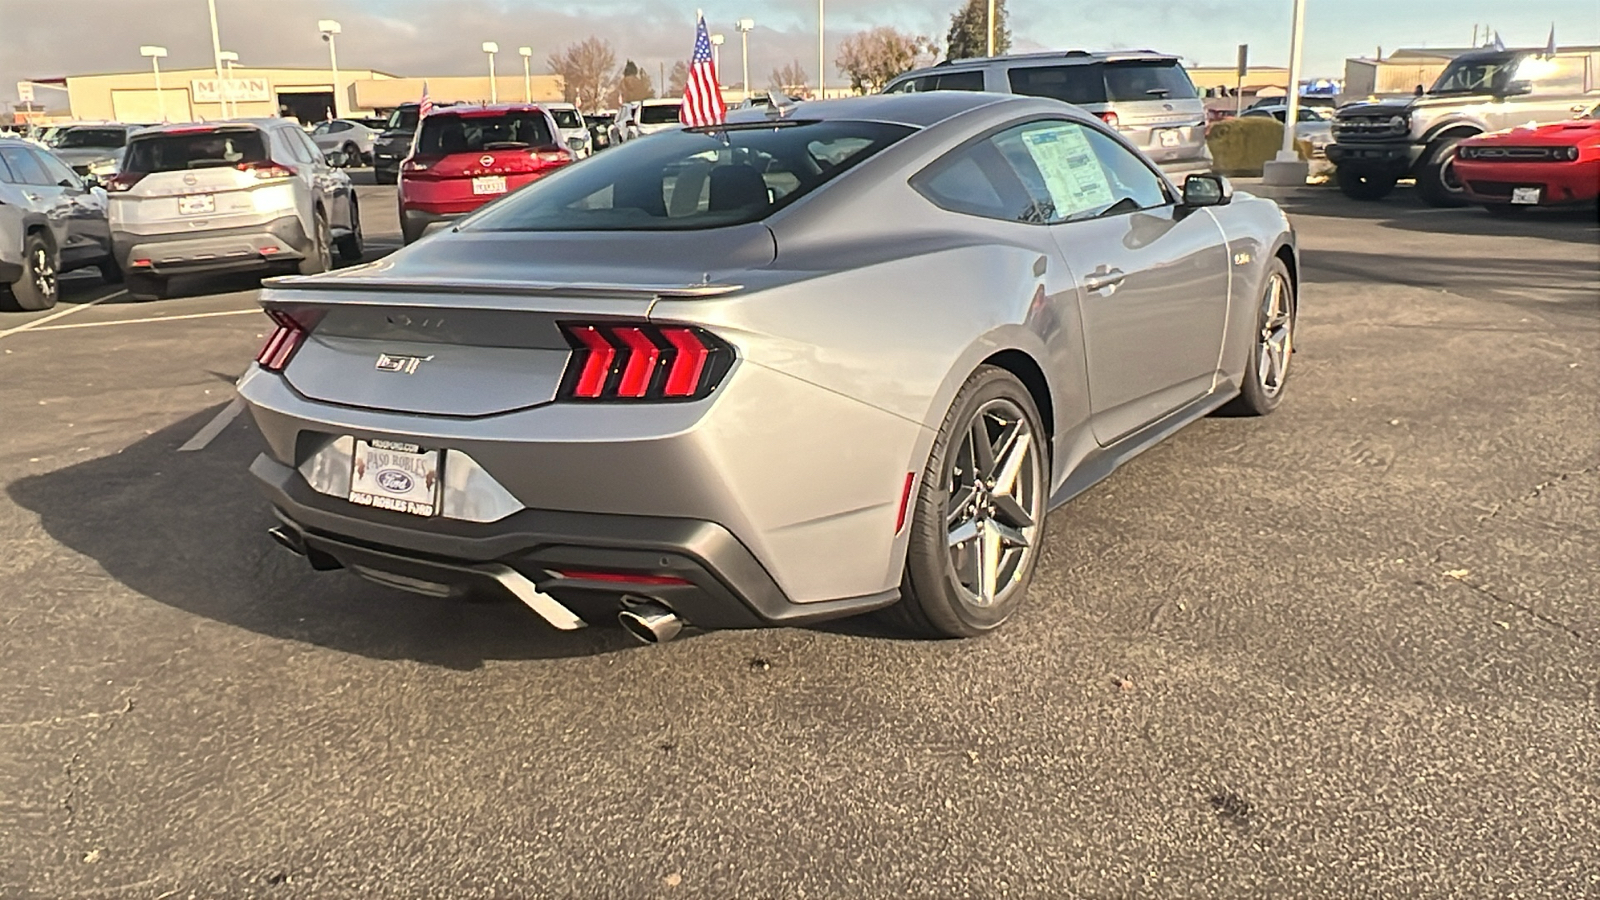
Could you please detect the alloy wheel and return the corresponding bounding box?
[1258,272,1293,397]
[945,399,1043,608]
[31,245,57,302]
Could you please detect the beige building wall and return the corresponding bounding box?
[64,67,395,122]
[354,75,566,109]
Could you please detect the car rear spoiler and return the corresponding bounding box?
[261,273,742,300]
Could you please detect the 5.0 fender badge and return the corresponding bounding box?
[375,353,433,374]
[1233,251,1253,266]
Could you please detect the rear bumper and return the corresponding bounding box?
[113,215,311,276]
[252,453,899,629]
[1326,141,1422,174]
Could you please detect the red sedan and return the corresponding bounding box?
[1455,108,1600,214]
[398,104,574,243]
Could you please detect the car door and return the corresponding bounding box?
[31,148,110,267]
[290,126,353,232]
[996,119,1230,443]
[0,146,72,260]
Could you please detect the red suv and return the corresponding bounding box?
[398,104,573,243]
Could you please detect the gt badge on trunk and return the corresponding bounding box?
[375,353,433,374]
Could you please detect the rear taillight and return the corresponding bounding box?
[401,157,436,173]
[1096,111,1120,129]
[255,309,312,371]
[238,160,296,180]
[559,323,731,402]
[106,172,147,192]
[533,148,572,165]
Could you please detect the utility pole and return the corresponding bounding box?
[987,0,996,56]
[206,0,224,118]
[817,0,825,97]
[1262,0,1309,185]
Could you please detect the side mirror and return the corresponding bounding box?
[1501,80,1533,97]
[79,175,102,190]
[1182,173,1232,207]
[324,150,349,167]
[566,135,586,153]
[1414,84,1424,96]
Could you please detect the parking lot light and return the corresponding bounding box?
[519,46,533,103]
[319,20,342,119]
[140,45,168,122]
[217,50,239,118]
[710,33,725,75]
[817,0,825,97]
[483,42,499,103]
[1263,0,1311,185]
[736,19,755,102]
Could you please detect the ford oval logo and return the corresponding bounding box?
[376,469,415,493]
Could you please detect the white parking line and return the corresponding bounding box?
[0,288,126,339]
[18,308,261,333]
[177,399,245,452]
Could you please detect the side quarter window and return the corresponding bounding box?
[911,127,1042,223]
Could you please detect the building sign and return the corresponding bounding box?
[16,82,34,103]
[190,77,271,104]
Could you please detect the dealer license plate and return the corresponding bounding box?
[1510,186,1542,205]
[349,439,440,517]
[1157,128,1182,148]
[178,194,216,215]
[472,175,507,195]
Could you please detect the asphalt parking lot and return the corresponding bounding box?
[1,175,1596,898]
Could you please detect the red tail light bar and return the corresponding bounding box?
[255,309,313,372]
[1096,111,1120,129]
[558,323,732,402]
[106,172,146,193]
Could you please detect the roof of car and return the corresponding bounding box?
[934,48,1179,68]
[420,103,549,116]
[723,91,1015,129]
[638,98,683,106]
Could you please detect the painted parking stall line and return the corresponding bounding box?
[19,308,262,333]
[0,288,126,339]
[178,399,245,452]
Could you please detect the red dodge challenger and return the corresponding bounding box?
[1454,105,1600,214]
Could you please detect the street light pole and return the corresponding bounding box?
[736,19,755,101]
[710,33,724,78]
[1262,0,1310,185]
[319,20,342,119]
[206,0,225,118]
[519,47,533,102]
[986,0,996,56]
[817,0,825,98]
[218,50,239,117]
[482,42,499,103]
[140,45,168,122]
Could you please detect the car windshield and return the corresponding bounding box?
[1103,61,1198,101]
[50,127,127,149]
[386,107,420,131]
[639,104,683,125]
[1429,53,1518,94]
[464,119,913,232]
[122,129,269,173]
[415,111,557,154]
[550,109,583,129]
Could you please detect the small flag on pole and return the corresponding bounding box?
[419,80,433,119]
[1543,24,1557,58]
[1491,31,1506,52]
[680,12,727,127]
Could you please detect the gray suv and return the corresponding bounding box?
[1328,47,1600,204]
[0,138,116,311]
[108,119,362,300]
[883,50,1214,179]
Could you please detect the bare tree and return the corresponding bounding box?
[666,61,690,98]
[548,37,617,113]
[767,60,809,95]
[836,27,935,94]
[618,60,656,103]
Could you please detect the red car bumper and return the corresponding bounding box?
[1456,158,1600,207]
[398,171,550,217]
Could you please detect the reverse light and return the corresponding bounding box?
[255,309,313,371]
[1096,111,1120,129]
[559,323,731,402]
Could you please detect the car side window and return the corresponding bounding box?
[329,121,351,133]
[1077,127,1170,213]
[911,126,1049,223]
[932,71,986,91]
[0,146,51,185]
[0,152,14,183]
[291,129,323,164]
[33,151,81,188]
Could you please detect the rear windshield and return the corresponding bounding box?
[123,130,269,173]
[50,127,128,149]
[415,112,557,155]
[1104,61,1198,101]
[1008,64,1108,104]
[550,109,583,129]
[639,104,683,125]
[1008,60,1197,105]
[386,107,420,131]
[464,119,913,232]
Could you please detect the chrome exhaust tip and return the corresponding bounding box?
[618,597,683,644]
[267,525,306,556]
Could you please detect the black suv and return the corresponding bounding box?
[372,103,422,185]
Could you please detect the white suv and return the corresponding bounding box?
[108,118,362,300]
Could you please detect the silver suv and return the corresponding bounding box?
[883,50,1213,179]
[108,119,363,300]
[0,138,116,311]
[1328,47,1600,205]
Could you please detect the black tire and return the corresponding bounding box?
[297,211,332,276]
[886,365,1050,639]
[1221,258,1296,417]
[374,168,398,185]
[0,232,60,311]
[400,210,425,245]
[1336,166,1398,201]
[341,142,360,167]
[335,200,364,263]
[98,254,123,284]
[124,272,169,302]
[1415,136,1473,207]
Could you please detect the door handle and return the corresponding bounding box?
[1083,268,1126,294]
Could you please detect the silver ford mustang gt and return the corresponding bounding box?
[238,92,1297,643]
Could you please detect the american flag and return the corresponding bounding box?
[419,80,433,119]
[679,14,727,127]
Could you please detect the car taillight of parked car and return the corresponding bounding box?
[106,172,147,192]
[238,160,297,180]
[559,323,732,401]
[400,157,435,173]
[255,309,317,371]
[1096,111,1120,129]
[533,148,572,165]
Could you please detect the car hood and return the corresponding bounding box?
[52,146,122,165]
[1336,94,1507,119]
[1466,119,1600,146]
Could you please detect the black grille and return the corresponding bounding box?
[1465,180,1520,198]
[1462,146,1563,162]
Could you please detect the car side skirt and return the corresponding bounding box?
[1048,387,1238,510]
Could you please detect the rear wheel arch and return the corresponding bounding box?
[982,348,1054,443]
[25,223,57,256]
[1272,242,1298,294]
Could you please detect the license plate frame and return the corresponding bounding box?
[1157,128,1183,148]
[178,194,216,215]
[1510,186,1542,205]
[472,175,508,195]
[349,439,441,517]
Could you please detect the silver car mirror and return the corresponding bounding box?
[324,150,349,167]
[1182,173,1232,207]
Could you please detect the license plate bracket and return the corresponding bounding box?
[1510,186,1542,205]
[1157,128,1182,148]
[178,194,216,215]
[349,439,441,517]
[472,175,508,195]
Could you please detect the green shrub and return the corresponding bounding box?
[1207,117,1287,177]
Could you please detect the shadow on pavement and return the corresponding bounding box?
[8,406,639,668]
[1272,184,1600,246]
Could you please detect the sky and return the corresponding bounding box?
[1,0,1596,108]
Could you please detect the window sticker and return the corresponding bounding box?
[1020,125,1113,219]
